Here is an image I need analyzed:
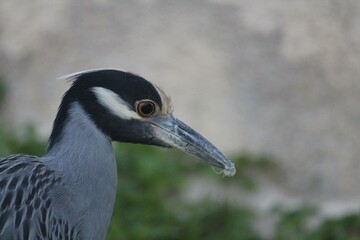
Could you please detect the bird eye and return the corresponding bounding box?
[136,100,156,117]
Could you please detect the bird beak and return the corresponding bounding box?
[148,114,236,176]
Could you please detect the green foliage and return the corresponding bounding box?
[0,125,46,156]
[107,144,260,240]
[310,214,360,240]
[0,122,261,240]
[178,203,260,240]
[109,144,185,240]
[0,123,360,239]
[272,207,360,240]
[272,206,317,240]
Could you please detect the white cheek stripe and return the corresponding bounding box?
[92,87,141,120]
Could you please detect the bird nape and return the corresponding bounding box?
[0,69,236,240]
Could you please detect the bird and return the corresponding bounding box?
[0,69,236,240]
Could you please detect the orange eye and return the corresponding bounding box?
[136,100,156,117]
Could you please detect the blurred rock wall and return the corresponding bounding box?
[1,0,360,212]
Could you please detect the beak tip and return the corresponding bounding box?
[223,162,236,177]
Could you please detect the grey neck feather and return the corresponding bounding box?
[43,102,117,240]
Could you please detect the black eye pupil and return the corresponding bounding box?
[137,101,156,117]
[141,103,154,115]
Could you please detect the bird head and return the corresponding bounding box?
[50,69,235,176]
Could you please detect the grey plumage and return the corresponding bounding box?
[0,154,78,239]
[0,103,116,240]
[0,69,235,240]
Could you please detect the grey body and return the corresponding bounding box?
[0,103,117,240]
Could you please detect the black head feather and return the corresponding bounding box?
[47,69,163,151]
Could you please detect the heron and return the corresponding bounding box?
[0,69,235,239]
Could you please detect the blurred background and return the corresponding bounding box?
[1,0,360,239]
